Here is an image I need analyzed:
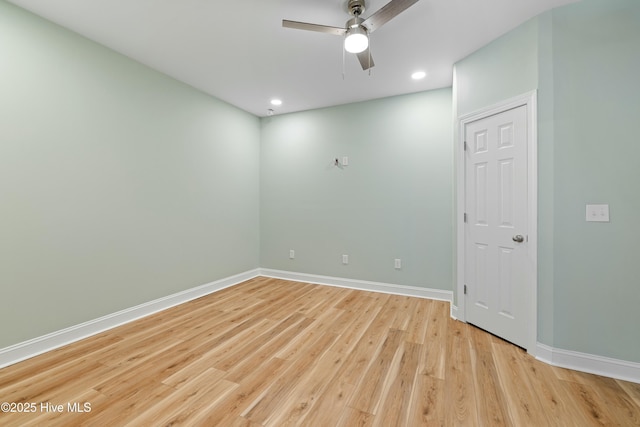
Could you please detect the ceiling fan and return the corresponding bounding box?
[283,0,420,71]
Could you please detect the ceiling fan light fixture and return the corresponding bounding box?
[283,0,420,70]
[344,26,368,53]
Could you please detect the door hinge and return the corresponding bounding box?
[464,141,468,151]
[464,213,467,223]
[464,284,467,295]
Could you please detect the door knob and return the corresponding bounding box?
[512,234,524,243]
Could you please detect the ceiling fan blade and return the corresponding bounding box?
[362,0,420,33]
[356,49,375,70]
[282,20,347,36]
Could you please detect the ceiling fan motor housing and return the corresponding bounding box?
[346,16,366,29]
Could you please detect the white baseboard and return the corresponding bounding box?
[259,268,454,302]
[5,268,636,386]
[536,343,640,384]
[0,269,260,369]
[450,304,460,320]
[0,268,451,370]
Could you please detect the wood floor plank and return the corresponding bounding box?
[348,328,405,414]
[262,285,317,321]
[1,358,108,404]
[223,316,315,384]
[299,357,356,426]
[241,331,339,425]
[0,333,123,391]
[97,329,190,367]
[338,296,404,387]
[212,313,305,372]
[296,284,346,318]
[337,407,375,426]
[1,277,638,427]
[410,369,446,426]
[618,379,640,408]
[467,325,510,426]
[425,300,449,343]
[192,357,288,425]
[580,375,640,426]
[193,318,277,371]
[327,293,376,336]
[566,379,617,426]
[82,380,175,425]
[387,295,417,331]
[17,389,107,427]
[444,329,479,427]
[405,298,433,344]
[128,368,237,426]
[329,297,381,355]
[274,307,342,361]
[373,340,422,427]
[266,350,346,426]
[520,349,597,426]
[491,341,551,426]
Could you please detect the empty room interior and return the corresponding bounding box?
[1,0,639,425]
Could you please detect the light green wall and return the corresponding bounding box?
[536,12,557,347]
[548,0,640,362]
[260,90,454,289]
[454,18,539,117]
[0,1,260,348]
[454,0,640,362]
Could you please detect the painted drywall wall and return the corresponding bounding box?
[454,18,539,118]
[536,11,557,348]
[0,2,260,348]
[454,0,640,363]
[260,89,454,290]
[547,0,640,362]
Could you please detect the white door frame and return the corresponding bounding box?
[455,91,538,355]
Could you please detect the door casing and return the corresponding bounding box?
[455,91,538,356]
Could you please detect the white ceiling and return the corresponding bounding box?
[9,0,578,117]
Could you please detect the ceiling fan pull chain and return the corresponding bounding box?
[368,35,372,76]
[342,38,346,80]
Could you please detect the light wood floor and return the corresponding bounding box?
[1,277,639,426]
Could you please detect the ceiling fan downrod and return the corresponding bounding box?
[348,0,366,16]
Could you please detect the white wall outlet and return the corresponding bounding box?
[394,259,402,269]
[586,204,610,222]
[289,249,295,259]
[342,156,349,166]
[342,254,349,265]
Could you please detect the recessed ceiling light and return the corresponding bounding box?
[411,71,426,80]
[270,99,282,106]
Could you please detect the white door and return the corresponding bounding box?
[464,105,530,349]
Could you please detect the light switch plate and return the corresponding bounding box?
[586,204,610,222]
